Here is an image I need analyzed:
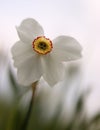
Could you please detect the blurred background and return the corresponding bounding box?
[0,0,100,129]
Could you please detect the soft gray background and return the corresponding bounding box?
[0,0,100,117]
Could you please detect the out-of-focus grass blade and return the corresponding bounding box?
[8,66,19,94]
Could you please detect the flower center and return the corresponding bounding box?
[32,36,53,55]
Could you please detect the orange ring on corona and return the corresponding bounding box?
[32,36,53,55]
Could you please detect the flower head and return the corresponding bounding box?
[11,18,82,86]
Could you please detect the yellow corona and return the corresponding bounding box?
[32,36,53,55]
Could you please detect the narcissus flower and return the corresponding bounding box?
[11,18,82,86]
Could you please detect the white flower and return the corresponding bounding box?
[11,18,82,86]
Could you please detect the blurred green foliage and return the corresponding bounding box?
[0,59,100,130]
[0,86,100,130]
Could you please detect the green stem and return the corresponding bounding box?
[21,81,38,130]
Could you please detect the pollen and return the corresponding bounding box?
[32,36,53,55]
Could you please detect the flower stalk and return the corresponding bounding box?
[21,81,38,130]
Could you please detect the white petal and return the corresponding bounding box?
[16,18,44,44]
[41,54,64,86]
[11,41,35,67]
[11,41,32,57]
[17,54,43,86]
[52,35,82,62]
